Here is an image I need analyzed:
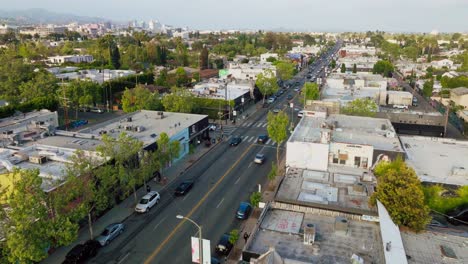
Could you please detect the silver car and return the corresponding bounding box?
[96,223,125,246]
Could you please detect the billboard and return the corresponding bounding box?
[191,237,211,264]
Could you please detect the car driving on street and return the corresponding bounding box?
[254,153,265,164]
[229,136,242,146]
[135,191,160,213]
[95,223,125,246]
[174,180,194,196]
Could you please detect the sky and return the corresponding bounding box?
[1,0,468,32]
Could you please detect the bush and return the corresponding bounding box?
[423,185,468,214]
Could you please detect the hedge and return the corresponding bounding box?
[0,97,59,118]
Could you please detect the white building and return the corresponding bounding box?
[226,62,276,81]
[337,56,379,73]
[322,73,388,105]
[290,45,322,55]
[192,78,254,101]
[340,44,376,57]
[172,31,190,40]
[400,136,468,186]
[431,59,454,69]
[54,69,136,84]
[286,111,404,172]
[260,53,278,63]
[48,55,94,65]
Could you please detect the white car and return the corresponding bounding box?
[90,108,104,113]
[208,124,217,131]
[135,191,160,213]
[267,97,275,104]
[393,104,409,110]
[297,111,304,118]
[254,154,265,164]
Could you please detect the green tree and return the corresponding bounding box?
[175,67,188,87]
[162,87,195,113]
[300,82,320,105]
[267,162,278,181]
[109,42,121,69]
[97,133,144,203]
[256,70,279,103]
[352,63,357,73]
[228,229,239,245]
[331,59,336,69]
[422,79,434,97]
[155,69,168,86]
[0,169,78,263]
[402,46,420,62]
[267,111,289,167]
[156,132,181,177]
[373,60,394,77]
[275,61,295,81]
[340,63,346,73]
[18,70,58,102]
[200,46,209,70]
[370,158,430,232]
[58,80,102,119]
[250,192,262,208]
[341,98,378,117]
[121,85,161,113]
[175,40,189,66]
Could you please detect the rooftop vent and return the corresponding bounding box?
[127,117,132,122]
[29,155,47,164]
[303,223,316,245]
[334,217,349,236]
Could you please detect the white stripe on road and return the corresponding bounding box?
[153,215,168,231]
[216,198,225,208]
[262,123,267,127]
[117,252,131,264]
[235,176,241,184]
[256,123,262,127]
[265,139,271,145]
[248,136,254,143]
[182,192,191,201]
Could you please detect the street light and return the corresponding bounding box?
[176,215,203,264]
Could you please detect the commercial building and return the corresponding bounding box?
[290,45,322,55]
[54,69,136,84]
[337,56,379,74]
[400,136,468,186]
[339,45,376,57]
[19,25,66,37]
[47,55,94,65]
[79,110,209,159]
[450,87,468,109]
[226,62,276,81]
[376,110,446,137]
[322,73,388,105]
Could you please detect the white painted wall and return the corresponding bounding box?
[286,141,329,171]
[328,142,374,169]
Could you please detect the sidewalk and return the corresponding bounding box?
[42,142,220,264]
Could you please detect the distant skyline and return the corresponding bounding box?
[2,0,468,32]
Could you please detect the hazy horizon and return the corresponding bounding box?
[2,0,468,32]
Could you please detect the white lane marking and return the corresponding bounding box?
[153,215,168,231]
[256,123,262,127]
[235,176,241,184]
[265,139,271,145]
[182,192,191,201]
[262,123,267,127]
[216,198,225,208]
[248,136,254,143]
[117,252,131,264]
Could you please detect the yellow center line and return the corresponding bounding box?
[144,144,254,264]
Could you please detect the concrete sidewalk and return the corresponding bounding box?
[42,142,220,264]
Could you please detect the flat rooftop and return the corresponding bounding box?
[0,109,58,130]
[401,230,468,264]
[400,136,468,186]
[25,133,103,151]
[276,166,376,214]
[290,114,403,152]
[79,110,207,146]
[246,208,384,263]
[192,79,252,100]
[327,72,385,81]
[322,85,384,102]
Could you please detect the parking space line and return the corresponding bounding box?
[117,252,131,264]
[153,215,168,231]
[216,198,225,209]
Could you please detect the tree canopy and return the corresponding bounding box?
[340,98,378,117]
[373,60,394,77]
[162,87,195,113]
[300,82,320,105]
[370,158,430,232]
[267,111,289,167]
[422,80,434,97]
[255,70,279,103]
[275,61,295,81]
[121,85,162,113]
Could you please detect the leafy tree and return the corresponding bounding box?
[155,69,168,87]
[256,70,279,103]
[267,162,278,181]
[331,59,336,69]
[57,80,102,119]
[381,41,400,62]
[109,42,121,69]
[175,40,189,66]
[175,67,188,87]
[266,56,277,63]
[97,133,144,203]
[352,63,357,73]
[340,63,346,73]
[18,70,58,102]
[300,82,320,105]
[341,98,378,117]
[422,79,434,97]
[0,169,78,263]
[373,60,394,77]
[250,192,262,208]
[156,132,181,177]
[303,34,316,46]
[122,85,162,113]
[275,61,295,81]
[200,46,209,70]
[402,46,419,62]
[228,229,239,245]
[370,158,430,232]
[267,111,289,167]
[162,87,195,113]
[423,185,468,214]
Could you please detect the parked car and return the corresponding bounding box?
[229,136,242,146]
[78,106,90,112]
[208,124,217,131]
[294,87,300,92]
[135,191,160,213]
[174,180,194,196]
[63,240,101,264]
[254,153,265,164]
[257,135,269,144]
[393,104,408,110]
[272,108,281,114]
[90,107,104,113]
[96,223,125,246]
[215,234,233,255]
[287,94,293,100]
[267,97,276,104]
[446,205,468,225]
[297,111,304,118]
[236,202,252,219]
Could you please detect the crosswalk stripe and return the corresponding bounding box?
[265,139,271,144]
[256,123,262,127]
[262,123,267,127]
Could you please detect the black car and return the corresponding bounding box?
[215,234,233,255]
[287,94,293,100]
[63,240,101,264]
[257,135,269,144]
[229,136,242,146]
[446,205,468,225]
[174,180,194,196]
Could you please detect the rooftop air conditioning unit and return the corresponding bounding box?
[29,155,47,164]
[303,223,316,245]
[3,130,13,135]
[136,126,145,132]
